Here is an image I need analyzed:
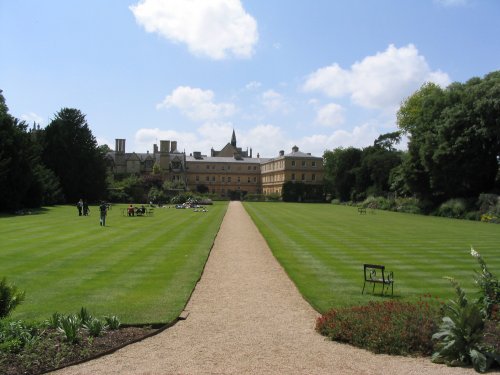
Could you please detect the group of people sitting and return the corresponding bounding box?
[127,204,147,216]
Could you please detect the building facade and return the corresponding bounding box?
[106,131,324,198]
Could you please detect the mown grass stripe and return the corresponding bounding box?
[244,202,500,312]
[0,203,228,324]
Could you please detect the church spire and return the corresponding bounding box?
[231,129,237,147]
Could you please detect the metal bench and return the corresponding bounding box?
[362,264,394,296]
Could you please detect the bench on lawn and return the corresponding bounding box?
[362,264,394,296]
[358,207,367,214]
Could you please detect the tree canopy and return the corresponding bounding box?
[397,71,500,203]
[42,108,107,203]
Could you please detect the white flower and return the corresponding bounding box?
[470,247,480,258]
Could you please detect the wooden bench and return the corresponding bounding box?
[358,207,367,214]
[362,264,394,296]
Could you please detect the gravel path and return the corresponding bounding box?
[53,201,473,374]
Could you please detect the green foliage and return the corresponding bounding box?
[0,319,41,353]
[316,297,441,355]
[77,307,93,326]
[45,312,62,329]
[435,199,468,219]
[57,314,80,343]
[104,315,121,330]
[397,71,500,204]
[0,277,25,318]
[84,317,106,337]
[432,251,500,372]
[432,278,486,370]
[471,248,499,319]
[42,107,107,203]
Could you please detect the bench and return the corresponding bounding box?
[358,207,367,214]
[362,264,394,296]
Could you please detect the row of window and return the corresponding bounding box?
[195,164,259,171]
[262,159,318,171]
[262,173,317,183]
[194,175,258,183]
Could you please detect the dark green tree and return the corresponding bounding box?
[0,91,43,210]
[42,108,107,203]
[323,147,362,201]
[397,71,500,204]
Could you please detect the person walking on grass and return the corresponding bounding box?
[99,201,108,226]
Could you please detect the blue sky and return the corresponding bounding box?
[1,0,499,157]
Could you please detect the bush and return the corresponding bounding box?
[84,318,106,337]
[0,277,25,318]
[316,297,441,356]
[58,315,80,344]
[432,249,500,372]
[0,320,41,353]
[436,199,468,219]
[104,315,121,330]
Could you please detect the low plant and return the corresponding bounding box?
[105,315,121,330]
[45,312,62,329]
[316,296,441,355]
[432,249,500,373]
[0,319,40,353]
[0,277,26,318]
[84,317,106,337]
[57,315,80,344]
[77,306,93,326]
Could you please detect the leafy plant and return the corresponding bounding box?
[84,317,106,337]
[471,247,499,319]
[57,315,80,344]
[77,307,93,326]
[316,296,441,355]
[45,312,62,329]
[0,320,40,353]
[0,277,26,318]
[104,315,121,330]
[432,278,487,371]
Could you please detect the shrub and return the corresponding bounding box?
[104,315,121,330]
[57,315,80,344]
[0,320,41,353]
[0,277,26,318]
[84,317,106,337]
[77,307,93,326]
[316,297,441,356]
[436,199,468,219]
[432,249,500,372]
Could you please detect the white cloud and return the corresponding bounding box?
[303,44,451,110]
[130,0,258,60]
[261,90,290,114]
[157,86,236,121]
[20,112,44,125]
[245,81,262,90]
[315,103,345,127]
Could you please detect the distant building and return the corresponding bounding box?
[105,130,324,198]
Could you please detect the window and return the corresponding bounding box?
[301,173,305,181]
[248,177,251,183]
[253,166,257,171]
[253,177,257,183]
[291,173,295,181]
[312,174,316,181]
[302,161,306,167]
[195,176,199,182]
[312,161,316,167]
[237,176,240,183]
[211,176,215,182]
[206,165,210,169]
[248,166,251,170]
[291,160,296,167]
[222,176,225,182]
[205,176,209,182]
[228,177,231,182]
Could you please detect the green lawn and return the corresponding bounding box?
[0,202,227,324]
[243,202,500,313]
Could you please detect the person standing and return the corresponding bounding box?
[99,201,107,226]
[77,199,83,216]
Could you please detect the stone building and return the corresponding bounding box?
[105,131,324,198]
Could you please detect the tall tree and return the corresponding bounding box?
[323,147,362,201]
[397,71,500,204]
[0,91,42,210]
[42,108,107,202]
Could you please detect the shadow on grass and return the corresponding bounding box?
[0,207,51,218]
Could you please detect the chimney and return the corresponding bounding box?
[250,148,253,158]
[153,144,158,154]
[279,150,285,156]
[160,140,170,153]
[171,141,177,152]
[115,139,126,153]
[292,145,299,153]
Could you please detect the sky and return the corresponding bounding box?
[1,0,499,158]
